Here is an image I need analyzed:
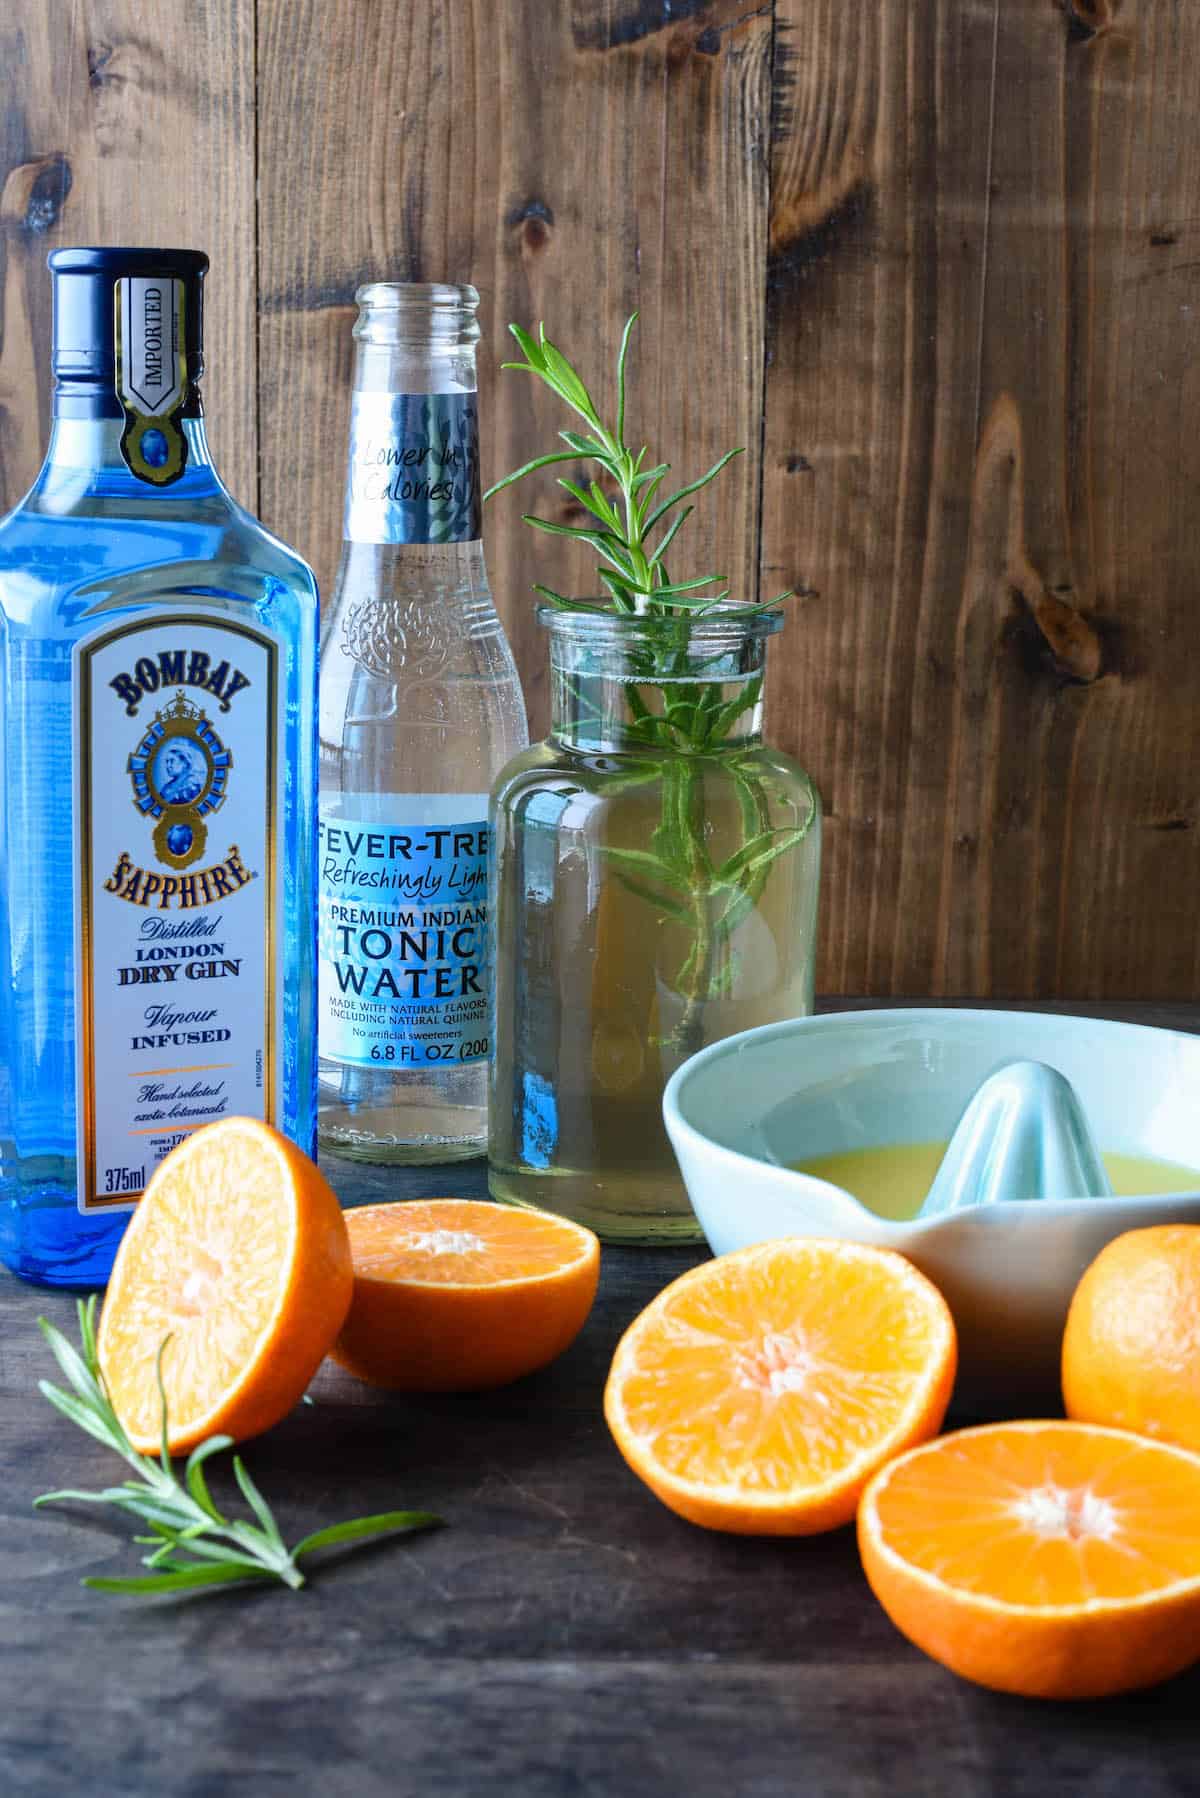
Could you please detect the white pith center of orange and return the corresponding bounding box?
[1013,1484,1118,1543]
[607,1240,955,1504]
[406,1229,487,1257]
[861,1423,1200,1615]
[736,1329,823,1399]
[344,1200,599,1291]
[176,1245,226,1316]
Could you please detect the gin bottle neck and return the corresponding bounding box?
[35,415,224,500]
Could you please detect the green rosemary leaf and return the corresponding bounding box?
[292,1510,443,1561]
[557,429,611,459]
[519,513,617,548]
[154,1338,174,1475]
[632,467,670,524]
[648,505,694,573]
[598,569,638,611]
[676,590,731,614]
[78,1295,101,1368]
[233,1457,287,1552]
[615,311,638,445]
[734,587,814,616]
[556,479,619,530]
[35,1484,131,1509]
[37,1381,126,1453]
[713,825,813,886]
[520,517,638,580]
[711,885,759,943]
[144,1531,255,1568]
[624,684,658,726]
[99,1490,200,1529]
[576,764,663,797]
[35,1306,444,1599]
[532,585,604,612]
[537,329,599,419]
[698,675,763,749]
[500,355,589,418]
[505,322,545,370]
[588,481,624,533]
[85,1564,276,1595]
[642,448,745,533]
[645,572,727,598]
[38,1311,103,1407]
[184,1437,235,1522]
[611,873,692,923]
[600,846,689,891]
[483,452,581,503]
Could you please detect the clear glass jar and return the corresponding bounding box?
[489,606,821,1243]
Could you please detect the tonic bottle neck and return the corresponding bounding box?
[351,282,480,397]
[342,284,484,549]
[351,339,478,398]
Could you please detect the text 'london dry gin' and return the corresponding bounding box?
[318,284,527,1163]
[0,248,320,1287]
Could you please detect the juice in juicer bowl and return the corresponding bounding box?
[662,1008,1200,1405]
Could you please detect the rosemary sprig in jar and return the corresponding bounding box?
[485,315,814,1054]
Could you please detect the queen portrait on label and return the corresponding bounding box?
[154,738,207,806]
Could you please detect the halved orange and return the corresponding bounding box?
[858,1421,1200,1699]
[604,1238,957,1534]
[330,1199,600,1390]
[98,1117,353,1454]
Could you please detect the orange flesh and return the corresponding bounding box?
[344,1199,596,1288]
[867,1422,1200,1606]
[332,1199,601,1392]
[609,1240,955,1502]
[100,1124,296,1442]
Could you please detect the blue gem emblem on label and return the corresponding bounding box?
[343,391,482,545]
[318,808,491,1069]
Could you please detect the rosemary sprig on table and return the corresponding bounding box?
[34,1298,441,1596]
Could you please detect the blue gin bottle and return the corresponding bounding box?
[0,247,319,1287]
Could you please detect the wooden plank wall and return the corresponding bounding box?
[2,0,1198,1000]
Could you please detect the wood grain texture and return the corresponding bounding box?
[0,0,257,506]
[764,0,1200,998]
[6,0,1200,996]
[255,0,772,732]
[5,997,1200,1798]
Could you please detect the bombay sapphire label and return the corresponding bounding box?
[318,800,490,1069]
[114,276,189,486]
[343,391,482,545]
[73,617,281,1211]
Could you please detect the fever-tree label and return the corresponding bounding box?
[318,802,490,1069]
[73,615,281,1210]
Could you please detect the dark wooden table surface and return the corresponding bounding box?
[4,1002,1200,1797]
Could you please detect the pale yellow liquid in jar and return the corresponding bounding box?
[790,1142,1200,1222]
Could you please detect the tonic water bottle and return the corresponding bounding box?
[0,247,320,1286]
[318,283,527,1163]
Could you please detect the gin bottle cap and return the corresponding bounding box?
[49,246,208,419]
